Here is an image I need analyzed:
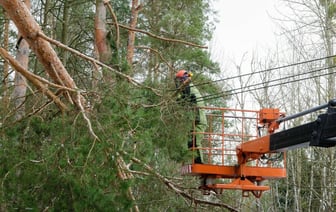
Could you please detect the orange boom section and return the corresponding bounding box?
[181,107,286,198]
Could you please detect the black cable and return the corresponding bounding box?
[138,56,336,104]
[201,64,336,102]
[148,64,336,107]
[190,54,336,89]
[203,71,334,102]
[201,64,334,100]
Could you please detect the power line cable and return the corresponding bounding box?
[201,64,334,101]
[137,55,336,104]
[191,54,336,89]
[158,64,336,106]
[167,54,335,93]
[203,68,336,102]
[201,64,336,102]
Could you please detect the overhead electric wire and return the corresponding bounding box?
[203,66,336,102]
[201,64,336,102]
[201,63,335,101]
[136,54,336,105]
[191,54,336,89]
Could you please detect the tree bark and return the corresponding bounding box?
[0,47,68,112]
[61,0,70,67]
[95,0,111,64]
[2,9,10,108]
[126,0,141,68]
[11,0,30,120]
[0,0,83,109]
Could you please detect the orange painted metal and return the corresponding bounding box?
[181,164,286,179]
[181,107,287,198]
[259,108,285,133]
[208,178,269,191]
[238,135,271,153]
[236,135,271,164]
[207,178,269,198]
[259,108,280,124]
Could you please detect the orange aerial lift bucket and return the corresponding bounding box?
[181,107,287,198]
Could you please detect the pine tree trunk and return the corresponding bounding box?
[61,0,70,67]
[0,0,83,109]
[95,0,111,64]
[127,0,140,68]
[12,0,30,120]
[2,9,10,108]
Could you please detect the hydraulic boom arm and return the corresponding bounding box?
[237,99,336,164]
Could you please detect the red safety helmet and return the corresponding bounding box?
[175,69,192,79]
[175,70,188,78]
[175,70,192,88]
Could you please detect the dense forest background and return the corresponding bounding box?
[0,0,335,211]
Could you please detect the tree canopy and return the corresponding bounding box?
[0,0,233,211]
[1,0,336,211]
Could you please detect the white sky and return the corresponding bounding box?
[209,0,285,108]
[210,0,281,67]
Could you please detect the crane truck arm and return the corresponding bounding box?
[237,99,336,164]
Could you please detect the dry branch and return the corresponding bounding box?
[116,152,140,212]
[120,151,238,212]
[103,0,120,49]
[0,47,68,112]
[37,32,162,96]
[136,45,174,72]
[115,23,208,49]
[0,0,83,108]
[76,91,100,140]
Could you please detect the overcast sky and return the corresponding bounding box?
[210,0,281,67]
[208,0,286,107]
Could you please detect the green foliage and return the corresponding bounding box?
[319,0,336,18]
[138,0,219,78]
[0,112,131,211]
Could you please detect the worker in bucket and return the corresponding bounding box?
[175,70,207,164]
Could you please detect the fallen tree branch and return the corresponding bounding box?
[0,0,83,108]
[103,0,120,49]
[0,47,68,112]
[76,91,100,140]
[120,151,238,212]
[114,23,208,49]
[116,152,140,212]
[37,32,161,96]
[136,45,174,72]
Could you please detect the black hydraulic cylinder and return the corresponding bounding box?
[270,100,336,151]
[276,103,329,123]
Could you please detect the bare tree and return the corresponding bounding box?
[272,0,336,210]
